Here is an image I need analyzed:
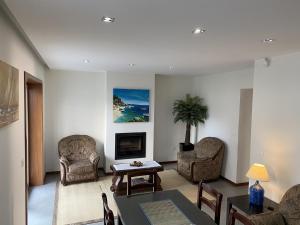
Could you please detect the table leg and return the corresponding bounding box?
[118,215,123,225]
[227,201,232,225]
[110,172,118,192]
[110,173,124,194]
[156,172,162,191]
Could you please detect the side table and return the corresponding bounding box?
[227,195,278,225]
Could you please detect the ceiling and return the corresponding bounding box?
[4,0,300,75]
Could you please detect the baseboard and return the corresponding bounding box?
[100,168,113,176]
[159,160,177,164]
[46,171,60,175]
[221,176,249,186]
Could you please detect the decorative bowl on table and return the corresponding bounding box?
[130,161,143,167]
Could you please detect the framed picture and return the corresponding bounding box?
[0,60,19,128]
[113,88,150,123]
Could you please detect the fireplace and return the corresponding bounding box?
[115,132,146,160]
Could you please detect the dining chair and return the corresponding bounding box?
[229,208,255,225]
[102,193,115,225]
[127,170,157,196]
[197,180,223,225]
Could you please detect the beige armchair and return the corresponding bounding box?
[58,135,100,185]
[177,137,225,183]
[251,184,300,225]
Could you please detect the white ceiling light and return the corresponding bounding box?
[129,63,135,67]
[192,27,206,34]
[169,65,174,70]
[262,38,275,44]
[101,16,115,23]
[83,59,90,63]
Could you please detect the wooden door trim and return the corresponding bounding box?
[24,72,43,225]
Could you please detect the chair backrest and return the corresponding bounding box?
[279,184,300,224]
[102,193,115,225]
[127,170,157,196]
[195,137,224,159]
[197,180,223,225]
[229,208,254,225]
[58,135,96,161]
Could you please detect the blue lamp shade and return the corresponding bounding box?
[246,163,270,207]
[249,181,264,206]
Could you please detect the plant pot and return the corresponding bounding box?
[179,143,194,151]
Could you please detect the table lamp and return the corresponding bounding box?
[246,163,270,207]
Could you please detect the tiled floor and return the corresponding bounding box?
[28,164,247,225]
[28,174,57,225]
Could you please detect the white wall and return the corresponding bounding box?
[193,68,254,182]
[105,72,155,172]
[0,7,45,225]
[250,52,300,202]
[45,70,106,171]
[154,75,195,162]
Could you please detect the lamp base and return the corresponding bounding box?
[249,180,264,207]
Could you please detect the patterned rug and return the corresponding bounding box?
[54,169,212,225]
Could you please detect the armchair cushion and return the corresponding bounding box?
[279,184,300,225]
[89,152,100,164]
[59,155,69,167]
[195,137,223,159]
[68,160,94,175]
[177,150,196,159]
[179,157,192,172]
[251,212,286,225]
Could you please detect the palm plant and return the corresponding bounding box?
[173,94,208,145]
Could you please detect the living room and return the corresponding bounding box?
[1,1,300,225]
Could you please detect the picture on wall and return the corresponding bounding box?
[0,60,19,128]
[113,88,150,123]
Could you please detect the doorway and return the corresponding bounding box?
[24,72,44,224]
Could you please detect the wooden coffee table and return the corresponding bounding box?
[110,161,164,195]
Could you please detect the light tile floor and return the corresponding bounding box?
[28,174,57,225]
[28,164,247,225]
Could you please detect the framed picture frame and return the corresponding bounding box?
[0,60,19,128]
[113,88,150,123]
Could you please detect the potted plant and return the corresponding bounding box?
[173,94,208,151]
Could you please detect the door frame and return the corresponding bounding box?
[24,72,44,225]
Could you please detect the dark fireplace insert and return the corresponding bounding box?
[115,132,146,160]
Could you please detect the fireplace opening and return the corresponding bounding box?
[115,132,146,160]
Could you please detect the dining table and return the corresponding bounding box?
[114,189,217,225]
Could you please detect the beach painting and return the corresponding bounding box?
[113,88,150,123]
[0,60,19,128]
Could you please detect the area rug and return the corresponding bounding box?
[54,169,212,225]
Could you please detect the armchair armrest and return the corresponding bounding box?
[89,152,100,165]
[250,211,285,225]
[59,155,69,167]
[177,150,196,159]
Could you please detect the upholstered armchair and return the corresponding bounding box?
[177,137,225,183]
[58,135,100,185]
[251,184,300,225]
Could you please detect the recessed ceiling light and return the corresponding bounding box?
[262,38,275,44]
[83,59,90,63]
[192,27,206,34]
[101,16,115,23]
[129,63,135,67]
[169,66,174,70]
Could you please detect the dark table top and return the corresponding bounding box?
[228,195,279,215]
[114,190,216,225]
